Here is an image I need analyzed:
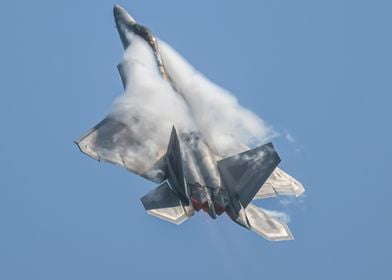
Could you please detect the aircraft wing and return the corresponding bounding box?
[75,24,192,184]
[255,167,305,199]
[75,117,167,183]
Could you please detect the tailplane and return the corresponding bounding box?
[140,181,192,224]
[244,203,293,241]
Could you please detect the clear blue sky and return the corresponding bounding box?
[1,1,391,279]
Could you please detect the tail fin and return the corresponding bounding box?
[140,181,191,225]
[165,127,188,204]
[217,143,281,208]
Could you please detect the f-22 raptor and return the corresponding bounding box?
[75,5,305,241]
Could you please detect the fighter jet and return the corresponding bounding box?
[75,5,305,241]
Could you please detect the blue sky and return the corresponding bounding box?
[1,1,391,279]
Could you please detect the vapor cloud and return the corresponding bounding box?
[261,208,291,224]
[159,41,274,156]
[109,35,274,165]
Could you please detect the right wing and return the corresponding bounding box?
[255,167,305,199]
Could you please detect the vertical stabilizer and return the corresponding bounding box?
[217,143,281,208]
[165,127,188,204]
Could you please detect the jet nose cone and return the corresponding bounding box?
[113,4,136,26]
[113,4,137,49]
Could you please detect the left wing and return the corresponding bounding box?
[75,30,175,183]
[75,117,167,183]
[76,13,193,183]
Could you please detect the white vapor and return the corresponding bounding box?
[284,130,295,143]
[159,41,274,156]
[109,37,195,169]
[109,35,274,168]
[261,208,291,224]
[279,194,307,207]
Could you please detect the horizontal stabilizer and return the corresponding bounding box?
[245,204,293,241]
[218,143,281,208]
[255,168,305,199]
[140,181,189,225]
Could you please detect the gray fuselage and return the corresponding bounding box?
[178,132,230,218]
